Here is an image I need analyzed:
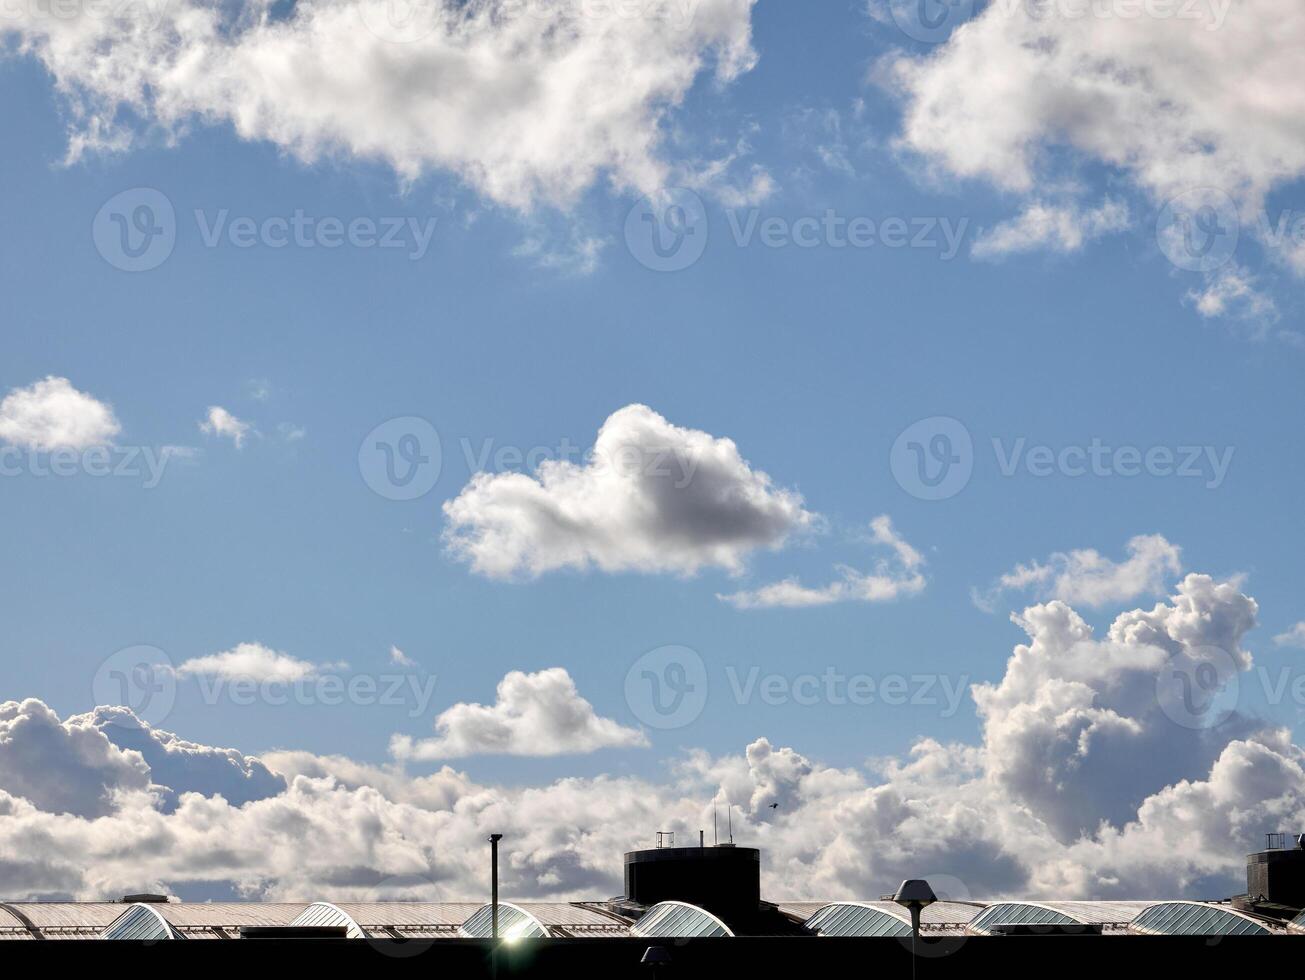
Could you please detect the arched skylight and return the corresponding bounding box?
[630,901,734,938]
[967,902,1084,935]
[290,902,369,939]
[1128,902,1272,936]
[458,903,550,940]
[804,903,913,938]
[99,903,184,941]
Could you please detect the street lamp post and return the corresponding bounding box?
[489,834,504,940]
[892,879,937,980]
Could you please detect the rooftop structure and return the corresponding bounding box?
[3,830,1302,942]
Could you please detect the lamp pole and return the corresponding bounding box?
[489,834,503,940]
[892,879,937,980]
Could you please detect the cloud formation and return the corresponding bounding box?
[0,376,120,451]
[974,534,1182,612]
[5,0,760,210]
[199,406,252,449]
[391,667,647,760]
[444,404,815,579]
[885,0,1305,318]
[889,2,1301,208]
[175,642,344,683]
[972,199,1130,259]
[719,515,927,609]
[1274,623,1305,649]
[2,570,1300,905]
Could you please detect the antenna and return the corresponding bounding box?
[728,804,734,844]
[713,806,718,846]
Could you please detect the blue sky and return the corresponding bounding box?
[2,0,1305,902]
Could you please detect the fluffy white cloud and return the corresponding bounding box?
[87,706,285,810]
[5,0,760,210]
[443,404,815,579]
[972,199,1130,259]
[0,376,120,451]
[1274,623,1305,649]
[719,515,926,609]
[975,533,1182,611]
[2,569,1300,904]
[1186,264,1280,329]
[390,645,417,668]
[391,668,648,760]
[889,2,1303,204]
[175,642,344,683]
[0,699,150,818]
[886,1,1305,286]
[199,406,252,449]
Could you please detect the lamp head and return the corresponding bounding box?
[891,879,937,911]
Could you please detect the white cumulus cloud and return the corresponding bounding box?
[884,0,1305,300]
[5,0,760,211]
[443,404,815,579]
[199,406,252,449]
[975,533,1183,612]
[1274,623,1305,649]
[0,376,120,451]
[1,567,1299,906]
[719,515,926,609]
[973,199,1130,259]
[391,667,647,760]
[175,642,344,683]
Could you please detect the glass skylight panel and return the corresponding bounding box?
[805,904,912,938]
[631,902,732,938]
[968,903,1080,935]
[99,904,183,941]
[458,904,548,940]
[1129,903,1271,936]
